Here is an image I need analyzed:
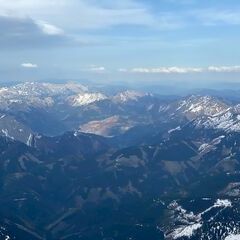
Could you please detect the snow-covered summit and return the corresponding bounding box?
[9,82,88,97]
[176,95,229,117]
[68,92,107,106]
[0,82,88,109]
[0,82,153,110]
[113,90,149,103]
[193,109,240,132]
[164,95,240,133]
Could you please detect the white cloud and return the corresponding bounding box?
[90,66,106,72]
[0,15,71,48]
[208,66,240,72]
[21,63,38,68]
[129,67,203,74]
[36,20,64,35]
[0,1,240,33]
[118,68,128,72]
[120,66,240,74]
[0,0,156,30]
[82,65,106,73]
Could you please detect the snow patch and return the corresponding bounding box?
[167,199,232,239]
[173,223,202,239]
[168,126,181,134]
[225,234,240,240]
[27,134,33,146]
[0,114,6,120]
[214,199,232,208]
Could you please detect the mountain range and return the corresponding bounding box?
[0,82,240,239]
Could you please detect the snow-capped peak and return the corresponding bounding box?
[113,90,148,103]
[69,92,108,106]
[177,95,229,117]
[171,95,240,133]
[9,82,88,97]
[0,82,89,110]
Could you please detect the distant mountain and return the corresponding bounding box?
[0,82,165,140]
[1,82,240,142]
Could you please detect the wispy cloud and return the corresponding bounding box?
[0,15,71,48]
[35,20,64,36]
[0,0,162,50]
[82,65,106,73]
[192,8,240,26]
[89,66,106,72]
[1,0,239,50]
[131,67,202,74]
[208,66,240,73]
[120,66,240,74]
[0,0,156,29]
[0,1,239,36]
[21,63,38,68]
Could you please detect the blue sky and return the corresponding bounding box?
[0,0,240,84]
